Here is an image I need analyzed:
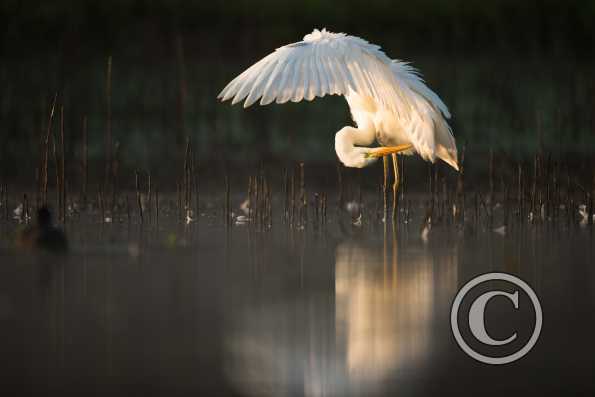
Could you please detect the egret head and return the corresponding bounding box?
[335,129,379,168]
[337,146,379,168]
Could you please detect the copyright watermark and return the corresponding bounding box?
[450,272,542,365]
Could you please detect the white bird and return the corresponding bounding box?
[218,28,459,205]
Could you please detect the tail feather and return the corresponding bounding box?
[434,118,459,171]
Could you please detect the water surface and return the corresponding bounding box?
[0,216,593,396]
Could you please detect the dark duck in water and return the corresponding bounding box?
[16,206,68,253]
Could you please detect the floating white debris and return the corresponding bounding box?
[578,204,594,226]
[352,214,362,227]
[67,203,78,216]
[235,215,249,225]
[493,225,506,236]
[345,200,361,215]
[240,199,250,215]
[13,203,23,220]
[421,217,431,243]
[185,208,194,224]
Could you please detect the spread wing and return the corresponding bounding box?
[217,29,417,119]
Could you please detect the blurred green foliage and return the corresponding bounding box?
[1,1,594,183]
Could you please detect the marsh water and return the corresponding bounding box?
[1,204,594,397]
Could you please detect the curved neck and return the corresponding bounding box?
[335,126,376,168]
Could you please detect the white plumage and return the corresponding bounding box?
[218,28,458,171]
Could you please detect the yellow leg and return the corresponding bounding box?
[383,156,389,222]
[367,144,413,159]
[391,153,399,219]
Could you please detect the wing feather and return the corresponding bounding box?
[218,29,419,118]
[276,56,296,104]
[244,59,279,107]
[291,54,306,102]
[260,57,287,105]
[315,50,329,95]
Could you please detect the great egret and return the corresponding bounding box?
[218,28,458,213]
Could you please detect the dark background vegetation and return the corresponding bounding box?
[1,0,594,188]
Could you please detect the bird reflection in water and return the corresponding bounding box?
[225,226,459,396]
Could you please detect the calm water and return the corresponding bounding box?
[0,213,594,396]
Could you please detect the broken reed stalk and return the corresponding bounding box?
[23,193,29,223]
[485,153,493,226]
[104,55,113,194]
[99,189,105,223]
[590,171,595,227]
[41,93,57,205]
[155,189,159,225]
[81,115,88,207]
[247,176,253,226]
[126,195,130,224]
[263,174,269,228]
[544,155,551,220]
[456,143,466,224]
[4,185,8,222]
[290,169,295,227]
[282,167,288,223]
[193,151,199,222]
[314,193,320,227]
[565,165,572,226]
[517,163,524,223]
[60,105,65,223]
[488,149,495,205]
[502,177,510,226]
[258,172,264,228]
[588,194,594,227]
[254,174,260,228]
[256,170,262,228]
[254,173,259,228]
[357,176,363,220]
[322,192,327,225]
[267,175,273,228]
[51,120,60,219]
[183,137,192,212]
[299,162,306,227]
[441,176,448,225]
[224,171,230,227]
[181,136,199,222]
[146,171,152,223]
[552,160,559,220]
[135,170,143,224]
[111,142,120,215]
[176,181,181,221]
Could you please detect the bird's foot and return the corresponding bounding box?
[366,144,413,158]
